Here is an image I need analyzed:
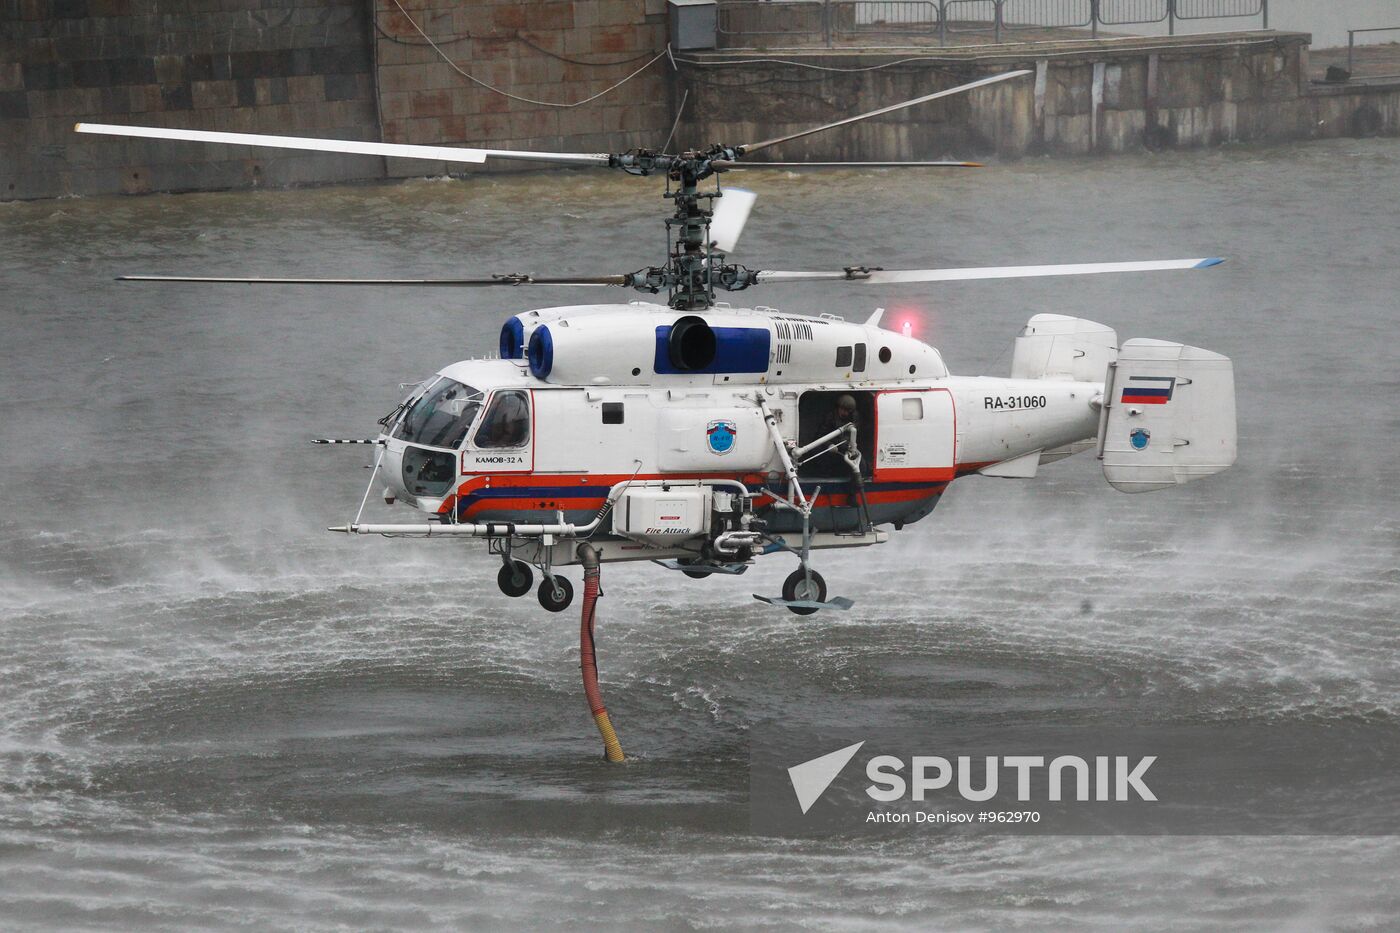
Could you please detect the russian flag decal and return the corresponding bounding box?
[1121,375,1176,405]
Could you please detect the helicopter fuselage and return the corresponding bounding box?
[376,302,1103,564]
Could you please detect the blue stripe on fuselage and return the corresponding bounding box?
[454,478,945,513]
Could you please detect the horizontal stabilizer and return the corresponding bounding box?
[1039,439,1096,465]
[979,449,1042,478]
[1098,339,1237,493]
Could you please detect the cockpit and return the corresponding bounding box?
[390,377,531,499]
[393,377,484,448]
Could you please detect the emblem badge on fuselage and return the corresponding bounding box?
[707,419,737,456]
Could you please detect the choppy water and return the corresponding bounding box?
[2,138,1399,930]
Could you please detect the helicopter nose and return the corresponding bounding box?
[380,441,409,501]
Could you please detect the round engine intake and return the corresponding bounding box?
[499,317,525,359]
[527,325,554,379]
[668,315,717,372]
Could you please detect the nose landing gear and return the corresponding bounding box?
[492,537,574,611]
[497,559,534,597]
[538,574,574,612]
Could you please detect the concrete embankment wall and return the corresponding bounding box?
[677,33,1400,160]
[1,0,381,199]
[1,0,675,200]
[5,8,1399,201]
[369,0,672,180]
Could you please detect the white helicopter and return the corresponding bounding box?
[77,70,1237,618]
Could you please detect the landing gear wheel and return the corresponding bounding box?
[782,568,826,616]
[679,560,710,580]
[497,560,533,598]
[538,575,574,613]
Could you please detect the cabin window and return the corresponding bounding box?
[474,390,531,449]
[853,343,867,373]
[602,402,624,424]
[835,345,853,368]
[401,446,456,498]
[902,397,923,421]
[392,377,483,449]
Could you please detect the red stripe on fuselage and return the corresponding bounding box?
[875,466,957,482]
[450,476,949,519]
[443,471,773,515]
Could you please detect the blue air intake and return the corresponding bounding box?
[499,317,525,359]
[527,326,554,379]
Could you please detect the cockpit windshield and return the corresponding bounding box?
[392,378,483,448]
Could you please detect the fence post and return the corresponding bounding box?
[1090,0,1098,39]
[994,0,1002,43]
[1167,0,1175,36]
[823,0,831,48]
[939,0,947,46]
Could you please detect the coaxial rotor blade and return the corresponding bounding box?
[116,274,629,286]
[75,123,612,167]
[737,70,1031,156]
[717,160,983,169]
[755,258,1225,285]
[709,187,757,253]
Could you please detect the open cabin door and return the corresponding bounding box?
[874,389,955,482]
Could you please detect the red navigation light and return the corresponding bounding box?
[891,305,922,339]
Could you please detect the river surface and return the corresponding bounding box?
[2,138,1399,930]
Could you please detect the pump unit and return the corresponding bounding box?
[614,486,713,544]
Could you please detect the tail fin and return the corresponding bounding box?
[1012,313,1118,382]
[1010,314,1118,465]
[1097,338,1237,493]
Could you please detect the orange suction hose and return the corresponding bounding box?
[577,544,624,762]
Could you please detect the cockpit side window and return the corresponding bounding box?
[392,378,483,448]
[474,390,531,449]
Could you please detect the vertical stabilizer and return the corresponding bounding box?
[1011,314,1118,382]
[1098,338,1236,493]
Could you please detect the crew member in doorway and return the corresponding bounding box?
[809,394,861,475]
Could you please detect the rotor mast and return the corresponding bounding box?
[670,157,712,311]
[612,147,738,311]
[608,72,1039,310]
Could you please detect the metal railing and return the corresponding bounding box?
[1003,1,1094,29]
[716,0,1269,48]
[1097,0,1167,26]
[1348,26,1400,76]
